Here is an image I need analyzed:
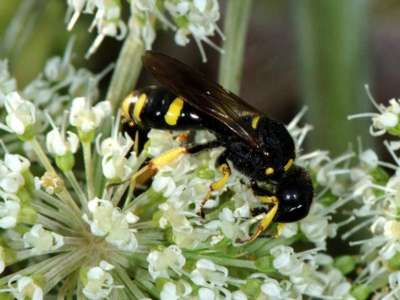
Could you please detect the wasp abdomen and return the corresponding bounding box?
[122,86,204,130]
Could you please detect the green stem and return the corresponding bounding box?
[218,0,253,94]
[106,32,145,113]
[294,0,371,154]
[82,142,94,200]
[184,252,258,270]
[44,249,86,293]
[114,267,147,300]
[30,138,83,227]
[31,138,56,173]
[65,170,88,213]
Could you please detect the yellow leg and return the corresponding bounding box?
[238,196,279,243]
[130,147,187,186]
[199,163,231,217]
[275,223,286,238]
[258,195,279,205]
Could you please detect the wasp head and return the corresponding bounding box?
[273,165,313,222]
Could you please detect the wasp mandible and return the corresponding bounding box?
[121,51,313,243]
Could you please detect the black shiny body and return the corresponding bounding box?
[126,86,312,223]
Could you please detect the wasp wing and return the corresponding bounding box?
[142,51,262,150]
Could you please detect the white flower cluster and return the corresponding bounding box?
[66,0,222,61]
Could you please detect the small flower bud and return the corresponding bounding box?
[351,284,371,300]
[40,171,64,194]
[334,255,356,275]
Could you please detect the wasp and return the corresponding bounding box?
[121,51,313,243]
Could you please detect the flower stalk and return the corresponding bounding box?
[107,33,145,113]
[218,0,253,94]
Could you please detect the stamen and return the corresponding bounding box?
[95,63,115,82]
[342,218,373,240]
[62,36,75,66]
[349,236,384,246]
[364,84,383,112]
[203,36,225,54]
[347,112,378,120]
[86,34,105,59]
[67,11,81,31]
[44,111,58,131]
[288,106,308,130]
[369,125,385,136]
[215,25,226,41]
[194,37,207,63]
[112,111,121,139]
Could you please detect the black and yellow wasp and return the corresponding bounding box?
[121,51,313,243]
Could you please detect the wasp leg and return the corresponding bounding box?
[237,196,280,243]
[198,153,230,218]
[131,141,220,187]
[131,147,187,186]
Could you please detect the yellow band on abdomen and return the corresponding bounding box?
[133,93,148,123]
[165,97,184,126]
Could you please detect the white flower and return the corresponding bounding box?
[100,134,136,182]
[359,149,379,169]
[102,154,135,182]
[3,92,36,136]
[214,208,247,241]
[0,275,43,300]
[69,97,111,133]
[46,129,79,156]
[147,245,186,279]
[83,261,121,300]
[0,153,30,193]
[158,200,192,232]
[300,204,337,248]
[160,280,192,300]
[0,199,20,229]
[153,175,179,198]
[232,290,248,300]
[280,223,298,238]
[83,198,139,252]
[198,287,218,300]
[23,224,64,253]
[0,164,24,194]
[190,259,228,287]
[99,135,133,157]
[261,278,285,300]
[270,246,304,277]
